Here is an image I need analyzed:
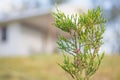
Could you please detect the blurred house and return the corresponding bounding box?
[0,0,60,56]
[0,0,93,56]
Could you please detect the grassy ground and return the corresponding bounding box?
[0,54,120,80]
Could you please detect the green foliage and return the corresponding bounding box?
[53,6,106,80]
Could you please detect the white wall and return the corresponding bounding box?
[45,36,56,54]
[0,22,27,56]
[21,25,56,54]
[0,22,56,56]
[21,25,43,54]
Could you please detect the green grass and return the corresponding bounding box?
[0,54,120,80]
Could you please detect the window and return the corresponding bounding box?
[1,27,7,42]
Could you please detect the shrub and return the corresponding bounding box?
[53,6,106,80]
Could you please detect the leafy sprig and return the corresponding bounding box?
[53,6,106,80]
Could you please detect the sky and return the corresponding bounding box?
[0,0,23,13]
[103,0,112,10]
[69,0,93,8]
[0,0,50,13]
[0,0,113,14]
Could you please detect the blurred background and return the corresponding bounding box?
[0,0,120,80]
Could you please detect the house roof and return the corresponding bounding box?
[0,7,70,38]
[0,0,93,24]
[0,8,50,25]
